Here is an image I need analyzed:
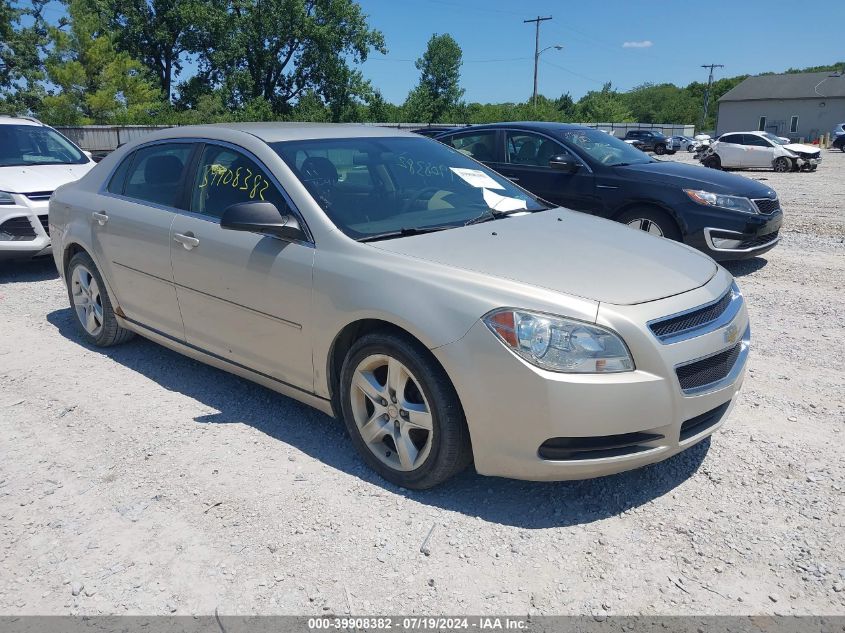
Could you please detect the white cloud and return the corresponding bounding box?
[622,40,653,48]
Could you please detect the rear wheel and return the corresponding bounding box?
[616,207,682,242]
[773,157,791,173]
[339,331,472,489]
[66,252,134,347]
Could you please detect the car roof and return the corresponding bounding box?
[194,122,419,142]
[0,115,43,127]
[439,121,591,133]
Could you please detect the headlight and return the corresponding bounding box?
[483,309,634,373]
[0,191,15,205]
[684,189,758,214]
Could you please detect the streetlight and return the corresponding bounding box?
[533,45,563,107]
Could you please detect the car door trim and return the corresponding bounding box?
[114,261,302,330]
[121,315,324,400]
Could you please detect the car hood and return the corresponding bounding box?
[617,160,775,197]
[783,143,819,154]
[0,162,95,194]
[371,210,717,306]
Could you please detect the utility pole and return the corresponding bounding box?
[701,63,724,131]
[525,15,553,107]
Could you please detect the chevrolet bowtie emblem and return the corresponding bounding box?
[724,324,740,345]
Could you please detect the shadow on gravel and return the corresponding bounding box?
[0,257,59,284]
[722,257,768,277]
[47,306,710,529]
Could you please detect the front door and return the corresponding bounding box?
[742,134,776,168]
[495,130,597,212]
[93,141,195,340]
[169,143,315,392]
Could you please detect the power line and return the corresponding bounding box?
[524,15,553,107]
[540,59,604,87]
[701,63,724,130]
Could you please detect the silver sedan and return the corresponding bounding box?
[49,124,750,488]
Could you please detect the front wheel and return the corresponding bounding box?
[339,331,472,489]
[702,154,721,170]
[773,157,792,173]
[654,144,666,155]
[687,145,696,153]
[616,207,682,242]
[66,252,134,347]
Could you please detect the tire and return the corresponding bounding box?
[654,143,666,155]
[773,157,791,173]
[703,155,721,170]
[840,145,845,153]
[616,207,682,242]
[687,145,696,153]
[339,330,472,489]
[809,164,818,171]
[65,251,134,347]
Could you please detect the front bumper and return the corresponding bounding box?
[683,205,783,261]
[0,194,51,260]
[433,268,749,481]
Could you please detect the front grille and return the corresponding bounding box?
[680,402,730,442]
[0,217,36,241]
[676,342,742,392]
[739,230,778,249]
[538,431,664,461]
[753,198,780,215]
[38,215,50,235]
[649,289,732,339]
[23,191,53,202]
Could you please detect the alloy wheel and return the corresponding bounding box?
[350,354,433,472]
[71,264,104,336]
[626,218,665,236]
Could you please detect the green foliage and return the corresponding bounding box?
[0,0,48,114]
[406,33,463,124]
[37,0,164,124]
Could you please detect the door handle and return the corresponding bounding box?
[173,233,200,250]
[91,212,109,226]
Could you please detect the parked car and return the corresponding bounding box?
[703,131,822,172]
[831,123,845,138]
[435,122,782,260]
[833,134,845,152]
[623,129,676,155]
[671,135,697,152]
[624,138,646,150]
[0,116,96,260]
[50,123,750,488]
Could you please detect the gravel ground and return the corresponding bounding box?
[1,149,843,617]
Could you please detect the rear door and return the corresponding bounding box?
[495,129,597,212]
[439,130,502,166]
[93,141,195,340]
[742,134,776,168]
[715,134,745,167]
[169,142,315,391]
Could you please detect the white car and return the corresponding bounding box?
[704,131,822,173]
[0,116,96,261]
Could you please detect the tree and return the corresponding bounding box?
[576,82,633,123]
[37,0,163,124]
[0,0,49,114]
[92,0,211,102]
[408,33,463,124]
[198,0,385,115]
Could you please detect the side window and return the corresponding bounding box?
[443,131,497,162]
[720,134,740,145]
[124,143,193,208]
[190,145,290,220]
[743,134,771,147]
[506,131,566,167]
[106,151,134,195]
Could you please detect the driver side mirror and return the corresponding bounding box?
[549,155,581,173]
[221,201,306,242]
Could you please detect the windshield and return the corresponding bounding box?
[272,137,547,240]
[0,125,88,167]
[561,129,654,166]
[761,132,789,145]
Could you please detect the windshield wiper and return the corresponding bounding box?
[464,208,531,226]
[358,225,454,243]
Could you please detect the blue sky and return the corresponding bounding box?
[32,0,845,104]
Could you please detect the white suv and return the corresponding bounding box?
[703,131,821,172]
[0,116,96,261]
